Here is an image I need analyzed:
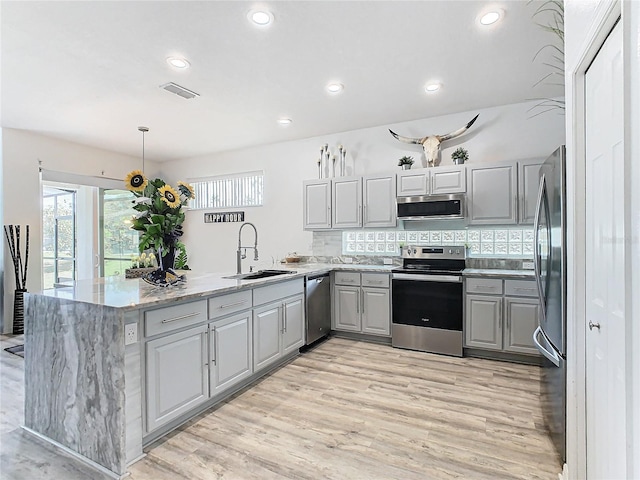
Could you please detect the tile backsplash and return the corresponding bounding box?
[340,227,535,258]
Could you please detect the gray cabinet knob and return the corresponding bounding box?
[588,321,601,331]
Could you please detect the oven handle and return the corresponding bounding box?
[392,273,462,283]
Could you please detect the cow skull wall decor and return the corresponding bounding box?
[389,114,479,167]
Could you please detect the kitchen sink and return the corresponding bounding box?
[223,269,296,280]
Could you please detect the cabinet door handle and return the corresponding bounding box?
[514,287,536,293]
[356,294,359,314]
[283,303,287,333]
[219,300,247,309]
[211,327,217,366]
[363,205,367,223]
[161,312,200,324]
[361,290,365,314]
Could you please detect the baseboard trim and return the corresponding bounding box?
[21,425,126,479]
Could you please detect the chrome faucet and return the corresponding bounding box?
[237,222,258,274]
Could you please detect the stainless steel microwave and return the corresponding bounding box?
[397,193,465,220]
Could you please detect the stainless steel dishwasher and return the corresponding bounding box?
[305,273,331,345]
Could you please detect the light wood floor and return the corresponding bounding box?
[1,335,562,479]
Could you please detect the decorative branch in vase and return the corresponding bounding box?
[3,225,30,334]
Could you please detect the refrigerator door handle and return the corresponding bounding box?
[533,326,561,367]
[533,175,548,323]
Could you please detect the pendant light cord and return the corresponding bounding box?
[138,126,149,173]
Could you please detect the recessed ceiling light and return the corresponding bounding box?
[425,83,441,92]
[277,117,292,126]
[326,83,344,94]
[480,10,502,25]
[166,57,190,69]
[248,9,274,26]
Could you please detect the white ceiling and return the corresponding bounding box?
[1,1,563,163]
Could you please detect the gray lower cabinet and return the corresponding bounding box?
[361,287,391,335]
[253,293,305,373]
[503,297,540,354]
[333,285,361,332]
[333,272,390,336]
[209,312,252,397]
[146,325,209,432]
[465,294,502,350]
[465,277,540,357]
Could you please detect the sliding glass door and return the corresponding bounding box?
[42,187,77,288]
[99,189,138,277]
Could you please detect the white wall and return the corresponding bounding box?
[161,99,565,275]
[1,128,161,333]
[565,1,640,478]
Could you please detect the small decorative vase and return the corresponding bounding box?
[143,245,185,287]
[402,164,412,170]
[13,289,27,335]
[452,158,465,165]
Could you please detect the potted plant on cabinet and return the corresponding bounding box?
[397,156,415,170]
[451,147,469,165]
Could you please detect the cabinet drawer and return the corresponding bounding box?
[253,278,304,306]
[466,278,503,295]
[334,271,361,286]
[504,279,538,297]
[208,290,252,319]
[361,273,390,288]
[145,300,207,337]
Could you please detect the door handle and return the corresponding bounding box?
[361,290,365,314]
[211,327,217,365]
[588,321,601,331]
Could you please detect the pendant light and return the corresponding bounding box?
[138,126,149,172]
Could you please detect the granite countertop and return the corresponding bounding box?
[463,268,535,278]
[31,263,395,310]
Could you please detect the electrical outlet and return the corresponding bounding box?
[383,258,393,265]
[522,261,534,270]
[125,323,138,345]
[343,257,353,264]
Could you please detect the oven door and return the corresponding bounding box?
[392,274,463,331]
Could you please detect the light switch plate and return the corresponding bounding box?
[125,323,138,345]
[522,261,534,270]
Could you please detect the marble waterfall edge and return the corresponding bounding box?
[24,294,127,476]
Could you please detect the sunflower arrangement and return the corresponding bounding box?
[125,170,195,271]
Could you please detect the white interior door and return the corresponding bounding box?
[585,21,627,480]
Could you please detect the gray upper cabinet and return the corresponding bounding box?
[209,312,252,397]
[397,169,430,197]
[332,177,362,228]
[146,325,209,432]
[363,174,396,227]
[431,165,466,194]
[303,179,332,230]
[518,159,544,224]
[468,161,518,225]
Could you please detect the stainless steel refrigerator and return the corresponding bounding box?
[532,145,566,462]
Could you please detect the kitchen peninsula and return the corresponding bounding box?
[22,264,392,478]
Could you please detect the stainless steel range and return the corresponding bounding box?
[391,245,466,356]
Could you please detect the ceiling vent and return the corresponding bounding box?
[159,82,200,100]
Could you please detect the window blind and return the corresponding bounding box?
[189,171,264,210]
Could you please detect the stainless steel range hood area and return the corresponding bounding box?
[397,193,466,220]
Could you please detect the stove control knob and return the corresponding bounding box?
[448,249,453,254]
